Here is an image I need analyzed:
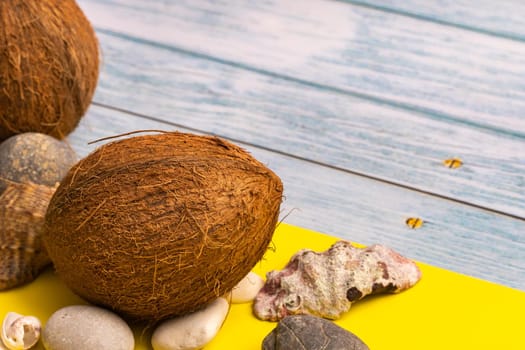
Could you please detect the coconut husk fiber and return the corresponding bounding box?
[44,132,284,322]
[0,0,99,141]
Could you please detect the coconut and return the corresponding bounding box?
[44,132,283,322]
[0,0,99,141]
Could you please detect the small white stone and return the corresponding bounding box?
[229,272,265,304]
[42,305,134,350]
[151,298,229,350]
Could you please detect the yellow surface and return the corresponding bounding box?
[1,223,524,349]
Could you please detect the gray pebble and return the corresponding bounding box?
[0,132,76,193]
[262,315,369,350]
[42,305,134,350]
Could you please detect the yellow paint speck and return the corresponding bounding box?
[405,217,423,229]
[443,158,463,169]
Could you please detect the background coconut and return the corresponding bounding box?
[44,132,283,322]
[0,0,99,141]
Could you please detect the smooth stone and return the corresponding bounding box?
[42,305,134,350]
[262,314,369,350]
[230,272,264,304]
[0,132,76,194]
[151,297,229,350]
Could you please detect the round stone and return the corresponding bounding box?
[42,305,134,350]
[0,132,76,194]
[262,314,369,350]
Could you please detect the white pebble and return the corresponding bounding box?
[152,298,229,350]
[229,272,264,304]
[42,305,134,350]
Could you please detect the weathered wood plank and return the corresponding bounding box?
[90,32,525,218]
[77,0,525,135]
[346,0,525,41]
[69,104,525,290]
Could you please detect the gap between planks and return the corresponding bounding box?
[90,29,525,219]
[69,104,525,290]
[77,0,525,135]
[92,101,525,223]
[335,0,525,43]
[95,27,525,142]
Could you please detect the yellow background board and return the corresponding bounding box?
[1,223,523,349]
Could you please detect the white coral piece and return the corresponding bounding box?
[253,241,422,321]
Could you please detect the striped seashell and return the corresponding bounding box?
[0,181,57,290]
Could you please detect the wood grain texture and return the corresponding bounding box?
[77,0,525,135]
[69,105,525,290]
[90,31,525,218]
[345,0,525,41]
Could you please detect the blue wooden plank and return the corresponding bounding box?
[69,104,525,290]
[344,0,525,42]
[89,31,525,219]
[77,0,525,136]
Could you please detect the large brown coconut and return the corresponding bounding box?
[44,132,283,322]
[0,0,99,141]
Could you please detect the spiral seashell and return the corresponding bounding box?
[1,312,41,350]
[253,241,422,321]
[0,181,57,290]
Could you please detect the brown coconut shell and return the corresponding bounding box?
[44,132,283,322]
[0,181,57,290]
[0,0,99,141]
